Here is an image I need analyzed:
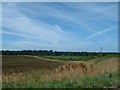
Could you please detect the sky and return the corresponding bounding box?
[2,2,118,52]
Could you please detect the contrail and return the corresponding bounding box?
[85,26,117,40]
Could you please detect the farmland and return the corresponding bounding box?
[2,54,119,88]
[41,54,118,61]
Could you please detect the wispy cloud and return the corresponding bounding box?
[2,31,28,37]
[2,3,74,44]
[85,26,117,40]
[16,2,117,33]
[4,40,98,51]
[2,2,118,51]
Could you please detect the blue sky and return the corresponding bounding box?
[2,2,118,52]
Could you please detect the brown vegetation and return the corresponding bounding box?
[41,57,118,81]
[2,55,118,83]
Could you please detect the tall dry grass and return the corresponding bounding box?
[2,56,118,83]
[40,57,118,81]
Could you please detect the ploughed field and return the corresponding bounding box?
[2,55,119,88]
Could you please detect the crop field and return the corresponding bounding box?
[41,54,118,61]
[2,55,64,83]
[2,54,119,88]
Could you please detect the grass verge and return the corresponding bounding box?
[3,72,119,88]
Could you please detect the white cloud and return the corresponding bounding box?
[2,3,74,44]
[85,26,117,40]
[5,39,98,51]
[2,31,28,37]
[2,2,118,51]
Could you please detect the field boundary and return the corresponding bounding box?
[22,55,85,63]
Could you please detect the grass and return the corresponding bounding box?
[3,72,119,88]
[41,54,118,61]
[2,55,118,88]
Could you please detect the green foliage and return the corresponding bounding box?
[2,50,118,56]
[41,56,95,61]
[41,54,118,61]
[94,54,118,64]
[3,73,119,88]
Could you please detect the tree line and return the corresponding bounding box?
[1,50,117,56]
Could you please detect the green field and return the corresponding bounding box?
[41,54,118,61]
[2,54,119,88]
